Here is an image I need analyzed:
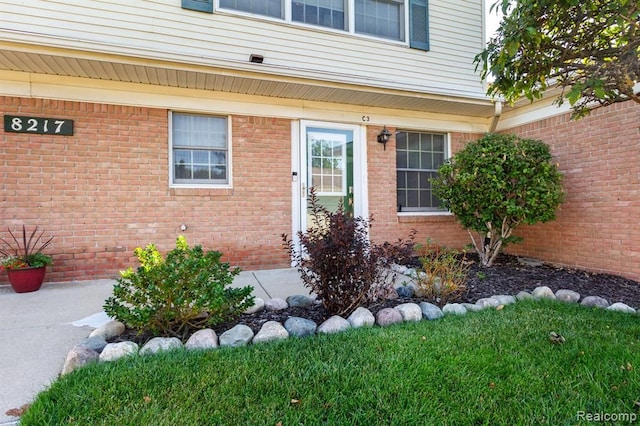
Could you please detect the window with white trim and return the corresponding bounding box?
[396,131,446,212]
[220,0,283,18]
[183,0,429,50]
[171,112,229,186]
[355,0,403,41]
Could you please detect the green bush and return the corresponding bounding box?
[104,236,253,339]
[283,189,414,317]
[432,133,563,267]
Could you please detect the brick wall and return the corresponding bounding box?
[1,97,292,283]
[366,125,474,250]
[504,101,640,281]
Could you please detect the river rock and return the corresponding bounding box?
[347,307,375,328]
[74,336,108,354]
[140,337,183,355]
[265,298,288,311]
[89,320,125,340]
[462,303,482,312]
[532,286,556,300]
[607,302,636,314]
[284,317,317,337]
[185,329,218,350]
[492,295,516,305]
[219,324,254,348]
[419,302,444,320]
[516,291,533,301]
[286,295,314,308]
[376,308,403,326]
[62,346,99,375]
[476,297,500,310]
[253,321,289,344]
[555,289,580,303]
[580,296,609,309]
[394,303,422,322]
[99,341,139,362]
[395,285,415,298]
[442,303,467,315]
[244,298,265,314]
[317,316,351,334]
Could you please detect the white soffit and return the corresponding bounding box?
[0,48,496,118]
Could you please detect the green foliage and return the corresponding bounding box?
[103,236,253,339]
[432,133,563,266]
[412,240,470,305]
[476,0,640,118]
[283,189,415,317]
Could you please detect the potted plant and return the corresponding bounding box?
[0,225,53,293]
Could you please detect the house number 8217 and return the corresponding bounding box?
[4,115,74,136]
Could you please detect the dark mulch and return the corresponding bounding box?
[229,254,640,333]
[115,254,640,345]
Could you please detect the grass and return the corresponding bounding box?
[22,300,640,425]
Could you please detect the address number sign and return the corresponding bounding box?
[4,115,74,136]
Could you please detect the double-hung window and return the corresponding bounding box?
[184,0,428,50]
[171,112,230,186]
[293,0,347,30]
[355,0,403,41]
[220,0,283,18]
[396,131,447,212]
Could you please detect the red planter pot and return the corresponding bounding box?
[6,266,47,293]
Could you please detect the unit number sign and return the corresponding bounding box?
[4,115,74,136]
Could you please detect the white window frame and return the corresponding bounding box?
[168,111,233,189]
[216,0,410,46]
[396,130,451,216]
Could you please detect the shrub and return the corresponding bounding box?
[432,133,564,267]
[104,236,253,339]
[283,189,414,317]
[411,241,470,305]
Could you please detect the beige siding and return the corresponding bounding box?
[0,0,485,97]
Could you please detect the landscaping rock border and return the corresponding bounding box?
[61,287,638,375]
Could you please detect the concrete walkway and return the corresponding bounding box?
[0,269,307,425]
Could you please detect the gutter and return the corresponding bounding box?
[489,100,502,133]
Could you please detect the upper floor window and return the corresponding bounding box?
[396,131,447,212]
[220,0,283,18]
[183,0,429,49]
[171,112,230,186]
[355,0,403,41]
[293,0,346,30]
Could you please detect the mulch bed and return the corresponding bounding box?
[115,254,640,344]
[231,254,640,332]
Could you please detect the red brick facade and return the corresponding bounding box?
[1,97,293,282]
[2,96,639,283]
[504,101,640,281]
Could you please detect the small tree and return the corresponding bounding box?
[432,133,563,267]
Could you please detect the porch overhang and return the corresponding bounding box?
[0,41,499,119]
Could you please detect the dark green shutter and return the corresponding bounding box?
[182,0,213,13]
[409,0,429,51]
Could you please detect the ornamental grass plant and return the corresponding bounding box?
[0,225,53,270]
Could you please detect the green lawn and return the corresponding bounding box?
[22,300,640,425]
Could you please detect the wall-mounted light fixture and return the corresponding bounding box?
[249,54,264,64]
[377,125,392,150]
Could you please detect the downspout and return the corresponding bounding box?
[489,100,502,133]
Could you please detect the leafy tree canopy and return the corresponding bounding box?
[476,0,640,118]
